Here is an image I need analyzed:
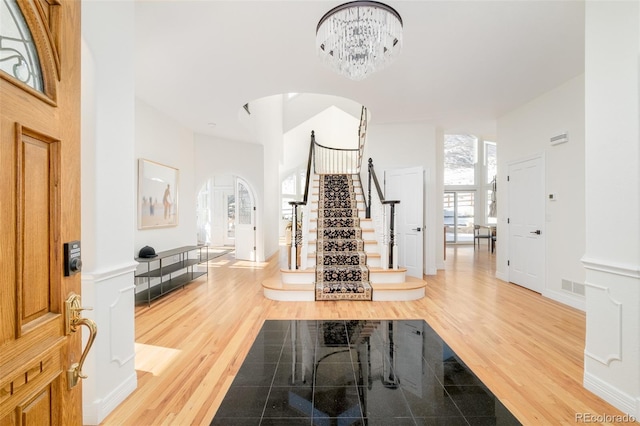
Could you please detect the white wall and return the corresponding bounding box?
[496,74,586,310]
[134,100,197,253]
[251,96,284,260]
[583,1,640,418]
[81,2,137,423]
[283,106,360,173]
[364,122,439,275]
[283,93,361,134]
[194,134,265,260]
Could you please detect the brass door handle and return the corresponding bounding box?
[65,293,98,389]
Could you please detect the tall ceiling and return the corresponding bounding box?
[134,1,585,143]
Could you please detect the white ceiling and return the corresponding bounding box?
[134,1,585,143]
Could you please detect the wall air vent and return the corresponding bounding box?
[550,131,568,146]
[562,279,585,296]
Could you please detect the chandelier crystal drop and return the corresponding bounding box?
[316,1,403,81]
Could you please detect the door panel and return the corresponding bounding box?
[235,179,256,261]
[508,156,545,293]
[1,0,83,424]
[385,167,424,278]
[19,131,61,326]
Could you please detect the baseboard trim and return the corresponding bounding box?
[83,372,137,425]
[542,288,585,311]
[584,370,639,418]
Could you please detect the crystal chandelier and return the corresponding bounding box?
[316,1,403,81]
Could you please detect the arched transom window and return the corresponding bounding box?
[0,0,44,92]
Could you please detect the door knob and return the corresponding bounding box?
[412,227,422,232]
[530,230,541,235]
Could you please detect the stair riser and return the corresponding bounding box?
[264,286,424,302]
[281,269,406,285]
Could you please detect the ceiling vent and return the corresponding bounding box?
[550,131,568,146]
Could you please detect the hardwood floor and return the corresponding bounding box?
[101,246,631,425]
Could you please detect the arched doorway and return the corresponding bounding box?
[196,175,256,261]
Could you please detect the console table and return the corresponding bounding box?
[134,245,214,306]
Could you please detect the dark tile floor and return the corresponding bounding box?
[211,320,521,426]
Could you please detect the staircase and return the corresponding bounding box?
[262,174,426,302]
[262,107,425,302]
[315,174,372,300]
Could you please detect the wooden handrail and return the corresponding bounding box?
[288,131,316,269]
[368,158,400,206]
[314,141,359,152]
[367,158,400,268]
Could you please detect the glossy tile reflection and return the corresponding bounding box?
[211,320,521,426]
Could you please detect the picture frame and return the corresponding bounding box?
[138,158,179,229]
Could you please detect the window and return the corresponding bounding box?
[444,192,475,243]
[444,134,477,186]
[227,194,235,238]
[444,135,497,243]
[484,141,497,224]
[281,166,307,220]
[0,0,44,92]
[485,141,497,184]
[237,182,251,225]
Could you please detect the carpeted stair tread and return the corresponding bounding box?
[317,217,361,228]
[320,228,362,239]
[317,239,365,252]
[315,174,372,301]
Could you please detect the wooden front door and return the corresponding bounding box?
[1,0,84,424]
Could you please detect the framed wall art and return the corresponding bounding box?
[138,159,179,229]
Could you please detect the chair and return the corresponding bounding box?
[491,226,497,253]
[474,225,491,251]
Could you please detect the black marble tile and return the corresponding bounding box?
[232,362,278,387]
[272,362,314,387]
[413,417,468,426]
[211,320,521,426]
[313,384,362,419]
[243,345,285,364]
[401,385,464,418]
[263,386,314,418]
[364,417,417,426]
[312,417,364,426]
[259,418,311,425]
[357,382,412,418]
[214,386,270,418]
[444,384,516,420]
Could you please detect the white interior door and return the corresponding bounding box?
[211,187,234,246]
[385,167,424,278]
[508,156,545,292]
[235,178,256,261]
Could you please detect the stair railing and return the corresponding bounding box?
[313,142,359,175]
[289,131,315,270]
[289,105,368,269]
[367,158,400,269]
[357,106,368,171]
